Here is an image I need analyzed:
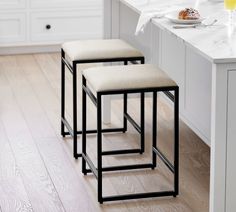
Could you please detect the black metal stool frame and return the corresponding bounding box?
[82,75,179,203]
[61,49,145,159]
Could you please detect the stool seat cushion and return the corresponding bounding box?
[83,64,177,92]
[62,39,143,61]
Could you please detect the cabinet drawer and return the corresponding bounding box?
[30,10,103,42]
[30,0,102,9]
[0,0,26,10]
[0,13,26,44]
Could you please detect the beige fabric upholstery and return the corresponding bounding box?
[62,39,143,61]
[83,64,177,92]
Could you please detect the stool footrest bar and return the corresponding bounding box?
[62,57,73,74]
[102,148,141,156]
[86,163,153,174]
[77,128,125,135]
[82,153,98,178]
[83,85,97,106]
[102,191,176,202]
[61,117,74,137]
[124,112,141,134]
[101,164,153,172]
[163,91,174,102]
[153,147,174,173]
[63,127,125,136]
[74,149,141,159]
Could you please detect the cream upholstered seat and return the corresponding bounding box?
[83,64,177,92]
[62,39,143,61]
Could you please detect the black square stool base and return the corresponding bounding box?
[82,76,179,203]
[61,49,145,159]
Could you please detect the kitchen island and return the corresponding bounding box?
[104,0,236,211]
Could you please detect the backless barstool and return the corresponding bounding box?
[82,64,179,203]
[61,39,145,159]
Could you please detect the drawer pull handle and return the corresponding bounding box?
[46,24,51,30]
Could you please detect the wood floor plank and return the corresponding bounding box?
[0,118,33,212]
[0,56,65,212]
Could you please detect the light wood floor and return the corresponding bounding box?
[0,53,210,212]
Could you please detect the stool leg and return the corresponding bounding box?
[123,60,128,133]
[61,49,66,137]
[97,94,103,203]
[123,93,128,133]
[72,62,78,159]
[82,76,87,175]
[140,58,145,154]
[141,58,145,65]
[140,92,145,154]
[174,88,179,197]
[152,92,157,169]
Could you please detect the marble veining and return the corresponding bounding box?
[121,0,236,63]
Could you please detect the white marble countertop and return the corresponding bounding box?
[120,0,236,63]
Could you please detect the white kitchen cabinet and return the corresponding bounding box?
[0,0,26,10]
[30,0,100,9]
[0,13,26,43]
[30,10,102,42]
[0,0,103,54]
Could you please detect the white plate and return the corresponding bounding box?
[166,11,205,24]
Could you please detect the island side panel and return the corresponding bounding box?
[159,30,185,116]
[119,2,152,62]
[185,46,212,145]
[226,69,236,212]
[210,63,228,212]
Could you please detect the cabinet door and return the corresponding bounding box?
[185,46,212,144]
[30,0,102,9]
[30,10,102,42]
[0,13,26,44]
[0,0,26,10]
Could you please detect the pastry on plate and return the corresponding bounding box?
[178,8,200,20]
